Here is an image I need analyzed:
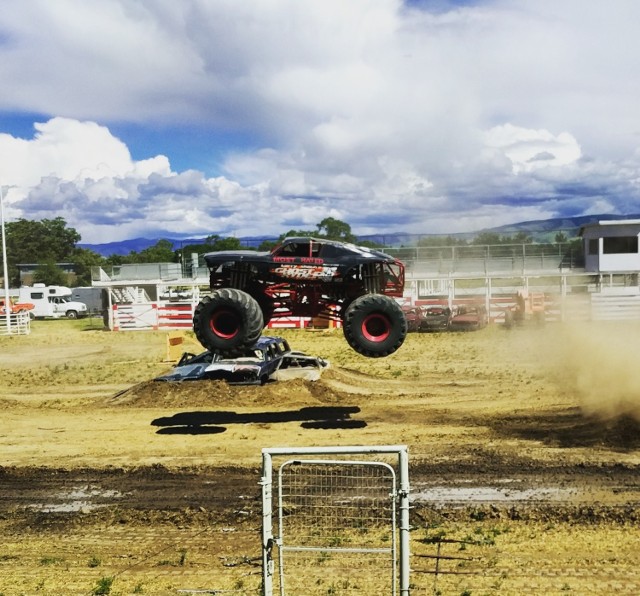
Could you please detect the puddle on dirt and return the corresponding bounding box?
[412,481,577,504]
[27,485,126,513]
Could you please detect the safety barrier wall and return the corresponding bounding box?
[404,270,640,323]
[112,303,158,330]
[157,303,193,328]
[110,302,335,331]
[107,270,640,331]
[110,295,640,332]
[590,293,640,320]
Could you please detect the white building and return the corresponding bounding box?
[580,219,640,273]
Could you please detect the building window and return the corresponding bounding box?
[602,236,639,254]
[588,239,599,255]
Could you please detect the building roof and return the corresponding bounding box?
[578,219,640,236]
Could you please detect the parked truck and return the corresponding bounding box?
[0,296,35,315]
[70,287,107,316]
[16,284,88,319]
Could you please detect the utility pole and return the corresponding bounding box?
[1,184,11,333]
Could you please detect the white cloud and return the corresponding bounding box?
[2,0,640,242]
[0,117,175,195]
[484,124,582,174]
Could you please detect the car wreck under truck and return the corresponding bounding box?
[192,237,408,358]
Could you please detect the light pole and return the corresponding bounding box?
[1,184,11,333]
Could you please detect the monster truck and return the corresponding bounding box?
[193,237,408,358]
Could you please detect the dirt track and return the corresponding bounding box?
[0,320,639,594]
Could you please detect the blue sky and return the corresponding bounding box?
[1,0,640,243]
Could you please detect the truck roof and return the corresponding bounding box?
[203,237,397,266]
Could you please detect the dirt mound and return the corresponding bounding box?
[321,366,432,396]
[101,365,440,411]
[102,371,357,409]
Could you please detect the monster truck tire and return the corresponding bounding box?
[342,294,407,358]
[247,285,275,327]
[193,289,264,355]
[257,296,275,326]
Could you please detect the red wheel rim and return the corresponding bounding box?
[361,313,390,342]
[210,309,240,339]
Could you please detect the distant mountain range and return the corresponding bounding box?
[79,213,640,257]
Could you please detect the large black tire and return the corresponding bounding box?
[193,289,264,355]
[259,296,275,325]
[342,294,407,358]
[247,285,275,328]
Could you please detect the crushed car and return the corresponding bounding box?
[401,305,423,332]
[155,336,328,385]
[419,306,452,332]
[448,304,488,331]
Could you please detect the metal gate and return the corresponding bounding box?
[261,446,410,596]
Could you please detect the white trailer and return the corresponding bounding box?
[17,284,88,319]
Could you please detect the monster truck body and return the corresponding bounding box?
[193,237,408,358]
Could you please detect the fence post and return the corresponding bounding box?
[261,451,274,596]
[399,447,411,596]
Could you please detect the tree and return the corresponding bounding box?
[258,239,279,251]
[72,247,105,286]
[471,231,532,245]
[104,254,125,266]
[418,235,468,247]
[316,217,356,242]
[205,235,243,251]
[271,218,357,245]
[180,235,248,259]
[472,232,503,245]
[3,217,82,285]
[278,228,316,241]
[5,217,80,263]
[511,231,533,244]
[121,239,178,264]
[136,239,177,263]
[33,260,69,286]
[357,239,385,249]
[554,231,568,243]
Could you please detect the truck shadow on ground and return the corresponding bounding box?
[487,407,640,452]
[151,406,366,435]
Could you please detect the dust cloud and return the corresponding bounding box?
[545,322,640,422]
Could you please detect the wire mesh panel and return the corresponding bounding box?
[278,460,396,594]
[261,446,410,596]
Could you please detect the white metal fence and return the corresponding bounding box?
[261,446,410,596]
[405,271,640,323]
[0,311,31,335]
[385,242,581,274]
